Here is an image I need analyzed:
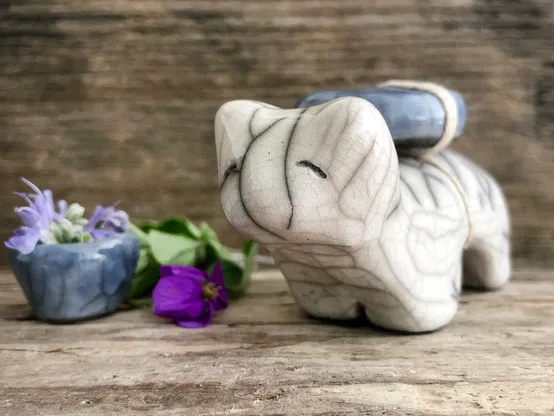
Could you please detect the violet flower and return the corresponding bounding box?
[85,203,129,240]
[152,263,229,328]
[5,178,130,254]
[5,178,60,254]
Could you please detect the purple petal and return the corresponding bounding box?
[85,205,110,231]
[18,178,58,223]
[22,197,54,230]
[210,292,229,312]
[57,200,68,216]
[14,207,41,228]
[155,298,206,321]
[20,177,42,195]
[208,262,225,287]
[210,283,229,312]
[208,263,229,311]
[152,274,204,318]
[4,227,41,255]
[104,210,129,230]
[13,192,34,209]
[160,265,207,281]
[84,204,129,239]
[175,303,214,328]
[89,228,117,240]
[42,189,57,219]
[7,179,63,251]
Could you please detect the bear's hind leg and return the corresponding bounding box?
[462,229,511,290]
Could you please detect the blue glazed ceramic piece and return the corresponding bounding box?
[8,231,139,323]
[295,86,466,150]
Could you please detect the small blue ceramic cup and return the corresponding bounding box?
[8,231,139,323]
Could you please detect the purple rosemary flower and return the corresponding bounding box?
[85,203,129,240]
[5,178,131,254]
[152,263,229,328]
[5,178,60,254]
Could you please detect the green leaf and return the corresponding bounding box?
[196,242,218,271]
[193,222,230,267]
[196,238,231,271]
[219,259,245,299]
[147,229,200,266]
[129,223,150,247]
[135,247,151,273]
[127,257,160,300]
[219,240,258,299]
[137,217,202,240]
[138,220,159,234]
[128,218,257,303]
[125,297,153,309]
[156,218,202,240]
[199,222,218,242]
[242,239,258,285]
[208,239,230,260]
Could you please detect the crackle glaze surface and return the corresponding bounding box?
[9,232,139,323]
[215,97,511,333]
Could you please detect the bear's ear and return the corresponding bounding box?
[214,100,265,147]
[215,100,281,139]
[327,98,398,222]
[214,100,271,184]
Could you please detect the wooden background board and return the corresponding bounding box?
[1,268,553,415]
[0,0,553,267]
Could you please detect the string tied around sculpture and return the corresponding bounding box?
[378,80,473,248]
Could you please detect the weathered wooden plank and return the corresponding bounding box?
[0,268,553,415]
[0,0,552,268]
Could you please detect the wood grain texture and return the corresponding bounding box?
[0,268,553,415]
[0,0,553,267]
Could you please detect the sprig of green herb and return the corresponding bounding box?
[126,218,257,307]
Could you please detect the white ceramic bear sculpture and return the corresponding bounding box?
[214,97,511,333]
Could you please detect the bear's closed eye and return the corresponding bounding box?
[297,160,327,179]
[223,163,239,182]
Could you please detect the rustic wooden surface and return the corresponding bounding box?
[0,0,553,268]
[0,268,553,415]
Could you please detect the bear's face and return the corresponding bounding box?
[214,97,398,247]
